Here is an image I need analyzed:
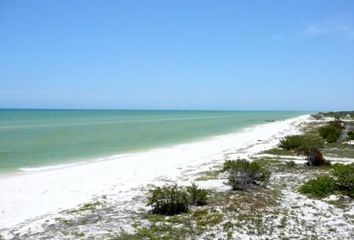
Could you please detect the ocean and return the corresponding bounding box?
[0,109,306,172]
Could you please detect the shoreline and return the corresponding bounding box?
[0,110,306,174]
[0,114,310,232]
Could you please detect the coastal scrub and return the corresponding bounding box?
[147,183,210,215]
[318,121,343,143]
[147,185,189,215]
[299,163,354,198]
[186,183,210,206]
[299,175,337,198]
[224,159,271,190]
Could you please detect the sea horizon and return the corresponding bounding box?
[0,107,316,112]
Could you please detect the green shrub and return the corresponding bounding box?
[223,159,236,171]
[147,185,189,215]
[278,135,303,150]
[186,183,210,206]
[225,159,271,190]
[318,121,343,143]
[296,136,324,152]
[279,134,328,165]
[311,114,323,120]
[347,131,354,140]
[300,163,354,199]
[147,183,211,215]
[332,163,354,197]
[321,111,354,119]
[299,175,337,198]
[278,135,324,152]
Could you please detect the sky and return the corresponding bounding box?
[0,0,353,111]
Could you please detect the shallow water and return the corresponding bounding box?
[0,109,306,171]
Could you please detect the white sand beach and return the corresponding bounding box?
[0,115,310,232]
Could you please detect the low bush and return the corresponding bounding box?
[321,111,354,119]
[296,136,324,152]
[347,131,354,140]
[186,183,210,206]
[318,121,343,143]
[147,185,189,215]
[223,159,237,171]
[278,135,324,152]
[311,114,323,120]
[299,163,354,198]
[279,134,328,166]
[147,183,210,215]
[299,175,337,198]
[332,163,354,197]
[278,135,303,150]
[225,159,271,190]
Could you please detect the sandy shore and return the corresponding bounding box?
[0,115,309,231]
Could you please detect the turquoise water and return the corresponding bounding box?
[0,110,306,171]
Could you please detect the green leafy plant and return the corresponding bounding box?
[332,163,354,197]
[186,183,210,206]
[278,135,324,152]
[147,183,211,215]
[296,136,325,152]
[278,134,328,166]
[299,175,337,198]
[147,185,189,215]
[299,163,354,198]
[278,135,303,150]
[318,121,343,143]
[223,159,239,171]
[311,114,323,120]
[320,111,354,119]
[225,159,271,190]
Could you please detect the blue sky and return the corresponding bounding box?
[0,0,353,111]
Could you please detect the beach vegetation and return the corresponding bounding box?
[318,121,343,143]
[299,163,354,198]
[278,135,324,152]
[320,111,354,119]
[224,159,271,190]
[278,134,330,166]
[296,136,325,152]
[114,208,224,240]
[147,183,210,215]
[278,135,303,150]
[186,183,210,206]
[191,209,224,227]
[332,163,354,198]
[347,131,354,140]
[311,114,323,120]
[299,175,337,198]
[147,184,189,215]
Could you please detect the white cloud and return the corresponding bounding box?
[273,17,354,41]
[304,23,354,39]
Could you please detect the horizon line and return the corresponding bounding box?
[0,107,318,112]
